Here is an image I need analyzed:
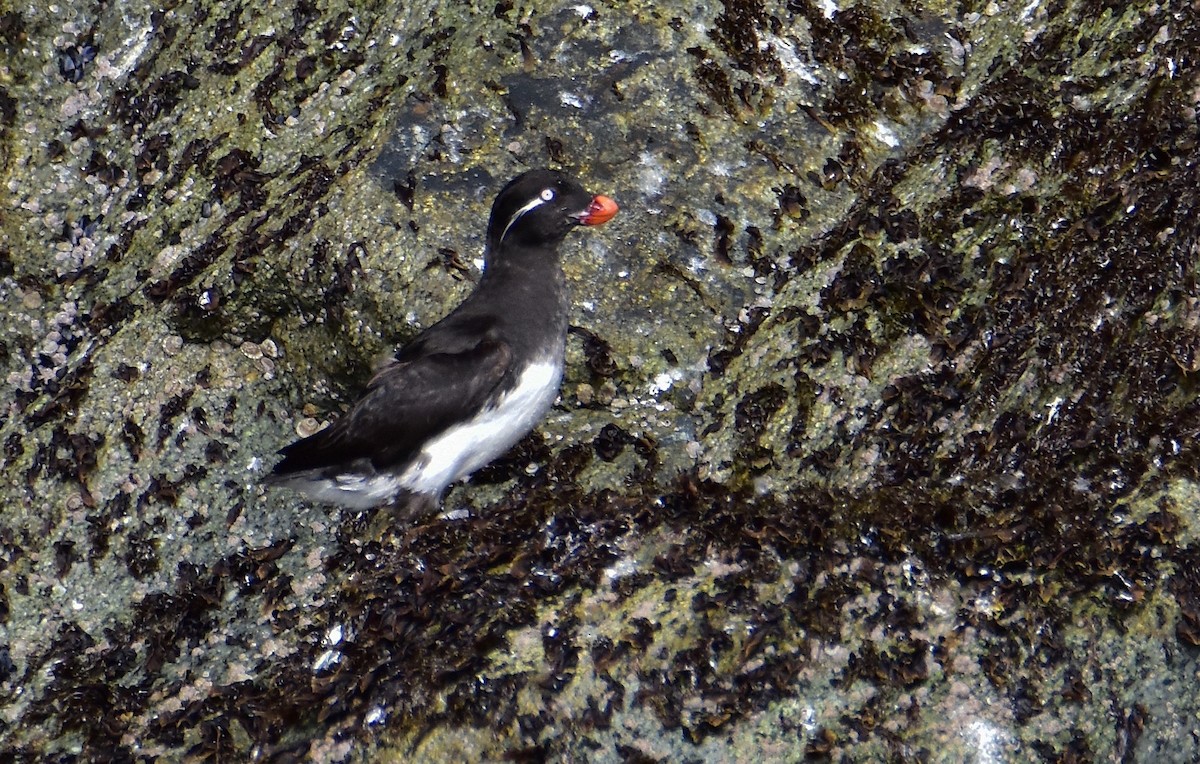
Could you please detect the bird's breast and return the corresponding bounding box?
[398,356,565,495]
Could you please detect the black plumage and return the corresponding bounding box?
[268,169,618,510]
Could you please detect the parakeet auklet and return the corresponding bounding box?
[268,169,618,510]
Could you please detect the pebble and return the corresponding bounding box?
[576,382,594,406]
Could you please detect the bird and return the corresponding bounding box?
[267,169,619,512]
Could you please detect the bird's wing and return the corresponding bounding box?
[272,331,512,475]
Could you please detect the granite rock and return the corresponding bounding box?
[1,0,1198,760]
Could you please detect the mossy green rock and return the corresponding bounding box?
[2,0,1199,760]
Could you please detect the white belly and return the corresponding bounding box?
[398,357,563,495]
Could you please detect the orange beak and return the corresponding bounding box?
[578,194,619,226]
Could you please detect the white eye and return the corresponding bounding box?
[540,188,555,202]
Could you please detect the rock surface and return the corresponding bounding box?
[2,0,1199,760]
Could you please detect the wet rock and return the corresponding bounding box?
[1,0,1198,761]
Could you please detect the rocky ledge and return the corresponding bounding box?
[1,0,1198,760]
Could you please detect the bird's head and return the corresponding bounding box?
[486,169,618,254]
